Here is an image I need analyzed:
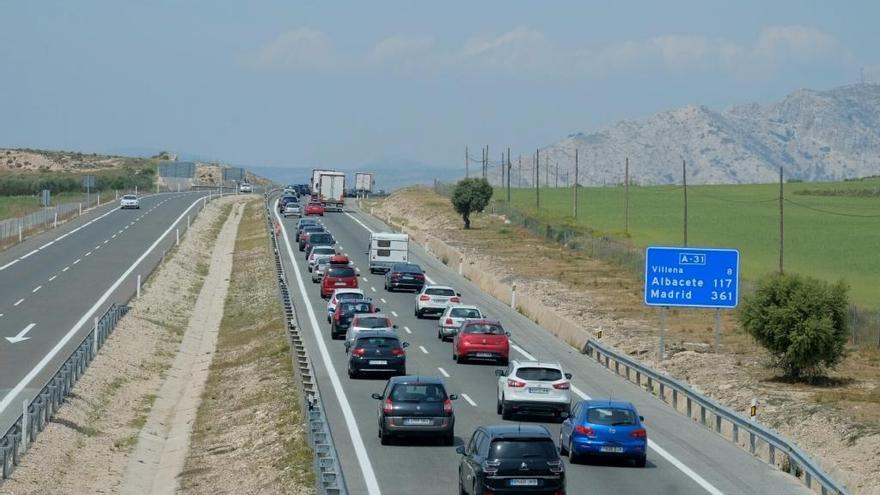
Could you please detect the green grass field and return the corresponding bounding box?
[0,192,92,220]
[498,178,880,308]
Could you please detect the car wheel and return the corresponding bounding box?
[458,475,467,495]
[559,431,569,456]
[496,395,502,414]
[308,266,313,272]
[348,366,358,379]
[452,348,458,362]
[443,431,454,446]
[499,357,509,366]
[380,429,391,445]
[501,401,513,421]
[635,455,647,468]
[568,437,580,464]
[414,308,421,319]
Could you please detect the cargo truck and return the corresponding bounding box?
[318,171,346,211]
[355,172,374,194]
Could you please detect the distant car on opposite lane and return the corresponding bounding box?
[239,183,253,193]
[120,194,140,209]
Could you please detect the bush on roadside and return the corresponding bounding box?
[737,272,849,379]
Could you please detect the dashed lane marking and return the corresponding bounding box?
[418,345,428,354]
[438,367,450,378]
[14,298,24,306]
[48,275,57,282]
[32,286,41,293]
[403,326,412,334]
[460,393,477,407]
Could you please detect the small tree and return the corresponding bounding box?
[451,177,493,229]
[737,272,849,379]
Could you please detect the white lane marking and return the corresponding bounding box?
[104,239,109,244]
[14,298,24,306]
[438,367,450,378]
[461,393,477,407]
[85,251,92,257]
[95,245,102,250]
[568,387,723,494]
[39,241,54,249]
[380,298,387,304]
[391,310,398,317]
[403,326,412,334]
[125,225,130,229]
[425,275,437,284]
[273,201,382,495]
[511,343,536,361]
[6,323,36,343]
[0,259,20,270]
[117,230,123,234]
[48,275,57,282]
[62,266,70,272]
[73,259,80,264]
[32,286,41,293]
[371,287,376,292]
[0,314,3,318]
[418,345,428,354]
[111,234,117,239]
[0,196,208,422]
[56,233,69,241]
[20,249,39,260]
[69,227,82,234]
[362,277,368,282]
[344,211,375,233]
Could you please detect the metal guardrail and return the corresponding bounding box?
[1,304,130,479]
[583,338,849,495]
[264,192,347,495]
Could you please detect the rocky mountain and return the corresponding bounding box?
[534,84,880,186]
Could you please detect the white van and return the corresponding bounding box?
[368,232,409,273]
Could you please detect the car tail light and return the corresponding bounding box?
[383,399,393,415]
[445,318,454,325]
[414,273,424,279]
[575,425,595,437]
[334,313,340,323]
[391,348,405,357]
[419,295,430,301]
[443,399,453,414]
[449,297,460,303]
[390,272,400,277]
[351,347,366,357]
[480,459,500,475]
[507,378,526,388]
[631,428,647,438]
[547,459,564,474]
[553,382,570,390]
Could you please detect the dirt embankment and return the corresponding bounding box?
[0,195,244,495]
[0,148,141,172]
[368,187,880,495]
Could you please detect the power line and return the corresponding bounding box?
[783,198,880,218]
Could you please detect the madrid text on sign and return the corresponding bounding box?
[644,247,740,309]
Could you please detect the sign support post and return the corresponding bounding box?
[714,308,721,352]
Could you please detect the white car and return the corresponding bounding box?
[120,194,140,209]
[414,285,460,319]
[311,257,333,283]
[327,288,367,322]
[437,305,485,341]
[343,313,396,350]
[308,246,338,271]
[239,183,253,193]
[495,360,572,421]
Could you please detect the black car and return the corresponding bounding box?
[384,262,426,292]
[304,232,335,257]
[346,330,408,378]
[278,194,298,212]
[294,218,320,241]
[371,375,457,446]
[331,299,378,339]
[457,425,565,495]
[298,226,326,250]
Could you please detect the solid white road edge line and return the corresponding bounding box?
[274,201,382,495]
[20,249,39,260]
[32,286,41,293]
[460,393,477,407]
[346,205,724,495]
[0,259,20,271]
[0,196,209,419]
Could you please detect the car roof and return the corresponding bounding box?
[446,305,481,311]
[580,399,637,410]
[388,375,445,386]
[480,424,552,439]
[461,319,502,326]
[354,329,398,339]
[333,288,364,295]
[422,285,455,291]
[354,313,390,319]
[510,360,562,370]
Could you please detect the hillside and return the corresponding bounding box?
[535,83,880,185]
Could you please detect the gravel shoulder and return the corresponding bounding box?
[0,195,245,495]
[367,186,880,495]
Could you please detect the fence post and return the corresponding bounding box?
[18,223,22,243]
[54,211,58,228]
[137,274,141,299]
[79,203,82,216]
[93,317,99,357]
[511,282,517,309]
[21,400,28,452]
[115,189,118,201]
[97,192,100,206]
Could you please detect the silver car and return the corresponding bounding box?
[437,305,485,341]
[308,246,337,271]
[312,256,332,283]
[344,313,396,350]
[283,201,301,217]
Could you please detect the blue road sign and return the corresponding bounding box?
[644,246,740,309]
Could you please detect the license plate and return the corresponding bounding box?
[600,446,624,453]
[335,282,346,286]
[475,352,494,358]
[402,275,413,280]
[403,418,432,426]
[508,479,538,487]
[369,360,387,365]
[528,387,549,394]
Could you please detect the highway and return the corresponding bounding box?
[272,197,812,495]
[0,191,213,435]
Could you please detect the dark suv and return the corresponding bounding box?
[298,225,326,250]
[347,330,408,378]
[331,299,377,339]
[371,375,457,446]
[304,232,335,258]
[457,424,565,495]
[384,262,426,292]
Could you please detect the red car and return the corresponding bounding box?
[304,202,325,216]
[452,320,510,365]
[321,257,359,298]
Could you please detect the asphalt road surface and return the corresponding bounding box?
[273,197,810,495]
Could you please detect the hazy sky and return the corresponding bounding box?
[1,1,877,170]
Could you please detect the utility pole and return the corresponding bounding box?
[500,152,504,188]
[465,146,469,178]
[545,155,549,187]
[624,158,630,235]
[507,147,511,203]
[683,159,688,246]
[555,162,559,188]
[484,145,489,179]
[518,155,522,187]
[536,149,540,209]
[779,166,784,274]
[573,149,578,218]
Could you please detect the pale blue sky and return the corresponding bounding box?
[1,1,877,170]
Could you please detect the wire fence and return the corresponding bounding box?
[0,194,109,250]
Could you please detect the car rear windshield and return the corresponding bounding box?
[587,407,637,426]
[308,203,322,207]
[516,367,563,381]
[122,195,137,200]
[355,337,399,348]
[313,247,336,255]
[488,439,557,460]
[462,324,504,335]
[354,317,392,328]
[392,264,422,273]
[425,288,455,296]
[337,292,362,301]
[327,267,355,278]
[450,308,481,319]
[390,384,447,402]
[341,302,372,314]
[303,226,324,232]
[298,220,318,226]
[309,234,333,244]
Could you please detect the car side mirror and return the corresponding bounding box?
[371,393,383,400]
[455,446,466,455]
[505,331,511,336]
[392,324,398,329]
[344,341,350,350]
[494,369,505,376]
[564,373,573,380]
[449,394,459,400]
[401,342,410,348]
[374,307,381,312]
[456,293,462,297]
[639,415,645,422]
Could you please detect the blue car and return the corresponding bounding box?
[559,399,647,467]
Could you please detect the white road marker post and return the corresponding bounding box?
[93,316,99,357]
[115,189,118,201]
[97,192,100,206]
[54,211,58,228]
[21,399,28,452]
[458,255,463,276]
[750,398,757,421]
[137,274,141,299]
[176,228,179,246]
[511,282,517,309]
[187,215,190,229]
[79,203,82,216]
[19,223,22,242]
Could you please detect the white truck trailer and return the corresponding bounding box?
[355,172,374,195]
[318,171,346,211]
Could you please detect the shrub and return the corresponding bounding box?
[737,272,849,379]
[451,177,492,229]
